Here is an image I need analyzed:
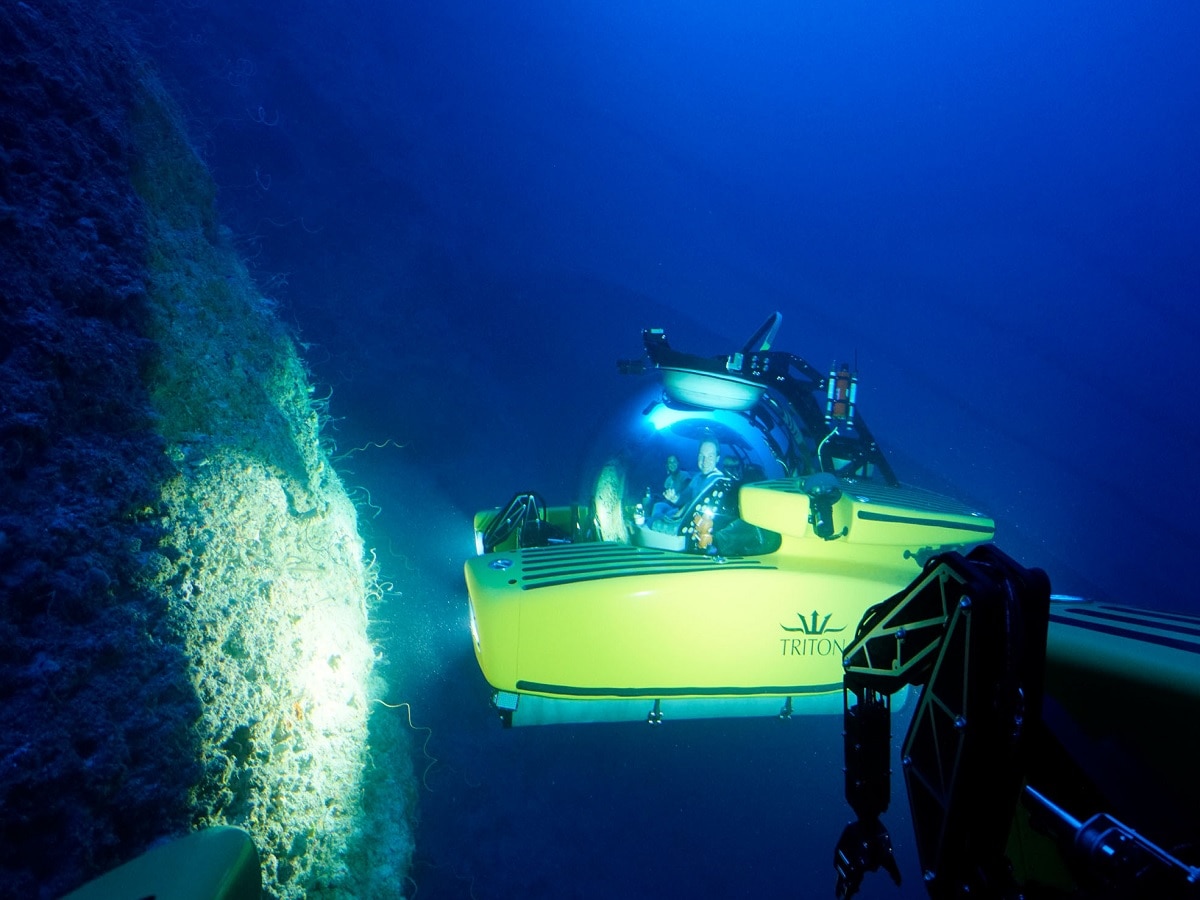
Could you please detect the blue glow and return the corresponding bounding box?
[646,404,695,431]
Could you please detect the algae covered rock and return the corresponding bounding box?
[0,1,414,896]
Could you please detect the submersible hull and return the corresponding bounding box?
[467,479,994,725]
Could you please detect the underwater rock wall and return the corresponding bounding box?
[0,2,414,896]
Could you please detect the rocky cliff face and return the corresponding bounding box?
[0,2,412,896]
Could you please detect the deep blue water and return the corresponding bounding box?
[130,1,1200,896]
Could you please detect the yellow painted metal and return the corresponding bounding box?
[63,827,260,900]
[1047,602,1200,703]
[1044,601,1200,813]
[739,479,994,551]
[466,479,996,708]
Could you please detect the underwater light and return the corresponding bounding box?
[293,599,370,735]
[646,403,693,431]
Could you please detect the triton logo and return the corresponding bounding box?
[780,611,847,636]
[779,611,848,657]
